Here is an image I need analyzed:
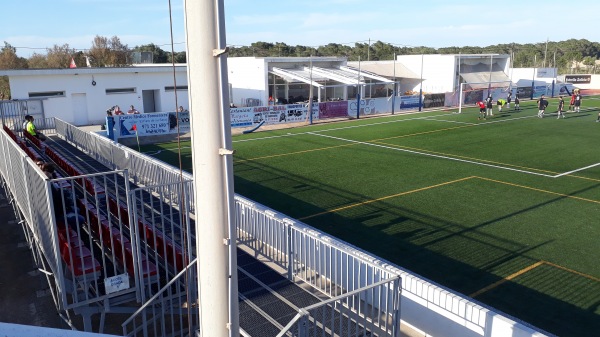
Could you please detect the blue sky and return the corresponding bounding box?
[4,0,600,58]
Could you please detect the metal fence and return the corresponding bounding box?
[0,126,162,332]
[0,99,46,132]
[55,119,194,211]
[236,196,402,337]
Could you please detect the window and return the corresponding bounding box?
[105,88,136,94]
[28,91,65,98]
[165,85,188,91]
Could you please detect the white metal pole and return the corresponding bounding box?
[183,1,239,337]
[308,56,313,124]
[458,82,464,114]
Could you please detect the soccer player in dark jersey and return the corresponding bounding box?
[574,90,582,112]
[485,95,494,116]
[557,96,565,119]
[514,93,520,111]
[537,95,548,118]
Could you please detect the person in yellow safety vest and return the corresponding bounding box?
[26,116,47,141]
[496,98,507,113]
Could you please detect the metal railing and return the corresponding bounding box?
[277,277,401,337]
[55,119,194,211]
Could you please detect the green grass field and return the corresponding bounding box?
[139,97,600,337]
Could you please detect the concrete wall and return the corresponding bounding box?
[227,57,268,106]
[397,55,457,93]
[6,67,190,125]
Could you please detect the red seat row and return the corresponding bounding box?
[76,198,157,279]
[107,197,187,272]
[23,129,42,148]
[56,223,101,277]
[44,146,105,195]
[3,125,19,143]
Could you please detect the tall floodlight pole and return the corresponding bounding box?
[456,53,461,112]
[488,54,493,95]
[531,55,536,100]
[183,1,239,337]
[418,54,424,112]
[392,54,396,115]
[356,56,361,119]
[552,51,557,97]
[309,56,313,124]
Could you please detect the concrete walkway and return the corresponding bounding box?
[0,185,68,330]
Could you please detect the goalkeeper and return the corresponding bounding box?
[476,100,486,120]
[496,98,507,113]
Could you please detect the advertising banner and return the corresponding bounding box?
[117,113,170,138]
[399,95,421,110]
[319,101,349,119]
[348,97,391,116]
[230,107,254,127]
[167,111,190,133]
[565,75,591,84]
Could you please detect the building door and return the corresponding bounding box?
[142,90,156,112]
[71,93,89,126]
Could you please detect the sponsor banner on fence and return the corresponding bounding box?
[399,95,421,110]
[168,111,190,133]
[230,107,254,127]
[319,101,349,119]
[286,104,309,123]
[348,97,391,116]
[565,74,591,84]
[117,113,171,138]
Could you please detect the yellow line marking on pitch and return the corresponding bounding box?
[470,260,600,298]
[373,124,473,142]
[470,261,545,298]
[234,143,356,163]
[476,176,600,205]
[298,176,475,221]
[542,261,600,282]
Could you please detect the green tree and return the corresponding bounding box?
[88,35,131,67]
[133,43,168,63]
[27,53,49,68]
[0,42,28,98]
[46,44,77,68]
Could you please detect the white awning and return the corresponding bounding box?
[460,71,514,89]
[271,65,395,86]
[270,67,324,87]
[346,61,421,79]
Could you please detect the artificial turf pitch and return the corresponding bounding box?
[138,97,600,337]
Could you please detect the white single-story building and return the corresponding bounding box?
[1,57,400,125]
[0,65,190,125]
[395,54,512,93]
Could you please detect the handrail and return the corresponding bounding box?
[121,257,197,329]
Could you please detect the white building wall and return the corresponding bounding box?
[397,55,456,93]
[511,68,552,85]
[227,57,268,106]
[6,68,190,125]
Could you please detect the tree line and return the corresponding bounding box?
[1,37,599,98]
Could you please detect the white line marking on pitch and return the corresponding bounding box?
[307,132,556,178]
[553,162,600,178]
[232,113,451,143]
[421,118,477,125]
